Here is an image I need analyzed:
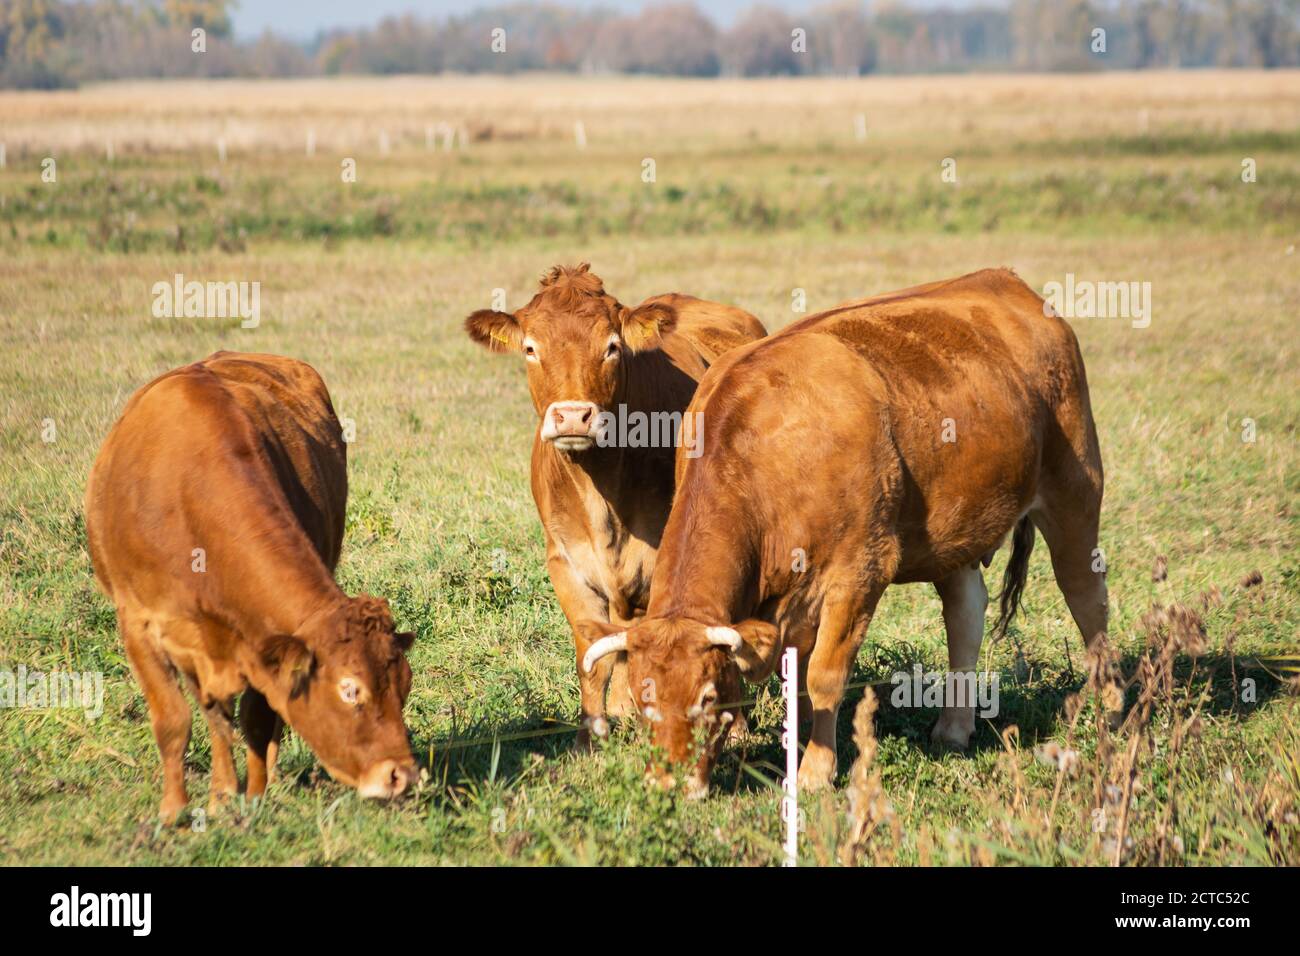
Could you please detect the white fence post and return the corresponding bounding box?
[781,645,798,867]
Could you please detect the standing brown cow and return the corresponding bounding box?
[463,264,766,745]
[85,351,418,823]
[583,269,1108,794]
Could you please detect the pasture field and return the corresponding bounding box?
[0,72,1297,866]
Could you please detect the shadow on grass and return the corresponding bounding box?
[708,648,1289,797]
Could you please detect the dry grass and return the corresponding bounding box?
[1,71,1297,157]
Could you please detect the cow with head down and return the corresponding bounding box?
[583,269,1109,796]
[85,351,419,823]
[463,264,766,746]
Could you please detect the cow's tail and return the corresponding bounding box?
[994,515,1035,640]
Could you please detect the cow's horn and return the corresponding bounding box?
[706,626,742,650]
[582,632,628,673]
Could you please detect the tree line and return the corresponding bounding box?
[2,0,1297,89]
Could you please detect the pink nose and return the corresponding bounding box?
[551,402,596,438]
[357,759,418,800]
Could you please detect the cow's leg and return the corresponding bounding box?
[798,585,883,792]
[120,609,191,824]
[1033,398,1107,654]
[605,654,635,719]
[203,697,240,813]
[1030,486,1119,726]
[601,604,638,719]
[548,554,621,749]
[241,688,283,799]
[1030,502,1108,654]
[573,633,619,748]
[784,622,815,734]
[182,671,239,815]
[931,563,988,749]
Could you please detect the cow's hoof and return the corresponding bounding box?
[930,714,975,750]
[158,796,187,827]
[796,752,836,792]
[206,790,236,817]
[683,774,710,801]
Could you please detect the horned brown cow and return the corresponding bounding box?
[583,268,1108,795]
[85,351,418,823]
[463,264,766,746]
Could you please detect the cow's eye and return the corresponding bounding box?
[688,681,718,719]
[524,344,537,359]
[604,341,620,360]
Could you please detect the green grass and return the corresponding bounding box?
[5,135,1298,253]
[0,75,1297,866]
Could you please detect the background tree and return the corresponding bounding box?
[723,5,802,76]
[809,2,877,75]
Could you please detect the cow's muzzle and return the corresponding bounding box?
[541,401,599,451]
[357,758,419,800]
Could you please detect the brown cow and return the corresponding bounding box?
[583,268,1108,795]
[85,351,418,823]
[463,264,766,745]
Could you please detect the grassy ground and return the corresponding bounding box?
[0,72,1297,866]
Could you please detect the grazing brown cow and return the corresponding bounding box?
[463,264,766,745]
[85,351,418,823]
[583,268,1108,795]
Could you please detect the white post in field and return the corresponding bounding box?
[781,645,798,867]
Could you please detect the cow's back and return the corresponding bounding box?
[782,268,1063,377]
[616,294,766,424]
[679,269,1097,580]
[189,351,348,568]
[647,293,767,366]
[85,351,347,604]
[729,268,1085,437]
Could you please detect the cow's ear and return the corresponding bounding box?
[576,619,624,644]
[464,309,522,354]
[619,301,677,353]
[730,619,781,682]
[262,635,316,698]
[393,631,416,653]
[576,619,628,674]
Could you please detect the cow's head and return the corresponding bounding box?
[581,616,781,797]
[463,263,677,452]
[260,595,418,800]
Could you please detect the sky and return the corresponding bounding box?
[232,0,1001,41]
